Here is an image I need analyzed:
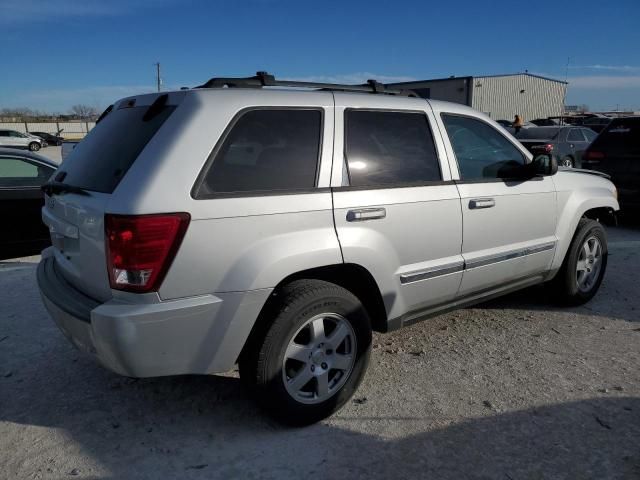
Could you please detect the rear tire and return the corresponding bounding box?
[28,142,40,152]
[551,218,607,305]
[239,279,372,426]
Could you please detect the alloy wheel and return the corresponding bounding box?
[576,235,602,293]
[282,313,356,404]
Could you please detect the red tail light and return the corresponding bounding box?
[105,213,190,292]
[583,150,605,161]
[531,143,554,154]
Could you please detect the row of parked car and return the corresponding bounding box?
[0,129,65,152]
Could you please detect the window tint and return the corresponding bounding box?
[0,157,52,187]
[58,104,175,193]
[567,129,585,142]
[593,118,640,155]
[583,129,597,142]
[345,110,441,186]
[442,114,525,180]
[196,109,321,196]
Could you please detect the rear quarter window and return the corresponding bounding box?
[58,102,175,193]
[194,109,322,197]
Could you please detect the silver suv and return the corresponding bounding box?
[37,72,619,425]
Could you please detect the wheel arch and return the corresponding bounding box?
[550,192,618,274]
[238,263,389,363]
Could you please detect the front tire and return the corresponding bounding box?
[239,279,372,426]
[561,156,574,168]
[551,218,608,305]
[28,142,40,152]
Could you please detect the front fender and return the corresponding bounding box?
[550,180,619,273]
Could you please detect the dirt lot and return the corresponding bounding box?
[1,225,639,479]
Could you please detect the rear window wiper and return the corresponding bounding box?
[42,181,90,196]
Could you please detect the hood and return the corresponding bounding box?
[558,167,610,180]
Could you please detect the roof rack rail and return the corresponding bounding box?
[195,71,417,97]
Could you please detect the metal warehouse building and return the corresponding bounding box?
[389,73,567,123]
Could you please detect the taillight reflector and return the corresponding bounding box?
[105,213,190,292]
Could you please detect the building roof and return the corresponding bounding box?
[473,73,568,84]
[390,72,567,86]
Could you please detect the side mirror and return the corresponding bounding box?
[531,154,558,176]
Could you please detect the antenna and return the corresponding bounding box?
[154,62,162,92]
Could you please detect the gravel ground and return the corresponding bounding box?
[0,225,638,479]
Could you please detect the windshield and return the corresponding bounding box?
[57,103,175,193]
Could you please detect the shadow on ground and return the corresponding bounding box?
[2,360,639,479]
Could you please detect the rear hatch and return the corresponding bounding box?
[515,127,561,155]
[42,93,179,302]
[583,118,640,196]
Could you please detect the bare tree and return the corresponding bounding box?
[70,104,98,119]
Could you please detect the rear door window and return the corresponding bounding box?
[57,102,175,193]
[344,110,441,186]
[194,109,322,197]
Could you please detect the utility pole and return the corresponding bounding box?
[154,62,162,92]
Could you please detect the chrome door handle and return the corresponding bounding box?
[346,207,386,222]
[469,198,495,209]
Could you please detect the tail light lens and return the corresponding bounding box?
[531,143,554,154]
[583,150,605,161]
[105,213,190,292]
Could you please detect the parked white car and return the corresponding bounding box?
[37,72,619,425]
[0,129,43,151]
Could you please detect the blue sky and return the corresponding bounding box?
[1,0,639,113]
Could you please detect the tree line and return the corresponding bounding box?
[0,104,99,121]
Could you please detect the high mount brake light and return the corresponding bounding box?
[105,213,190,293]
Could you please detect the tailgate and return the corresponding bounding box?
[39,91,183,302]
[42,191,112,301]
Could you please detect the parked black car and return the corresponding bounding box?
[530,118,559,127]
[515,126,597,168]
[582,117,640,211]
[0,148,57,260]
[582,117,612,134]
[30,132,64,146]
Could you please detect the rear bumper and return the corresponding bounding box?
[37,256,271,377]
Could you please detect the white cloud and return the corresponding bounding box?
[290,72,417,84]
[569,64,640,72]
[568,75,640,89]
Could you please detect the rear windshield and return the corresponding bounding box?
[592,118,640,155]
[58,103,175,193]
[516,127,561,140]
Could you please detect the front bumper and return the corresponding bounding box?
[37,256,271,377]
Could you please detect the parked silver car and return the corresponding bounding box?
[0,129,44,151]
[37,73,619,425]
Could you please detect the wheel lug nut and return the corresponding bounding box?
[311,365,315,372]
[326,349,333,355]
[321,362,328,369]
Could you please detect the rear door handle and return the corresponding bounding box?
[469,198,495,209]
[346,207,386,222]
